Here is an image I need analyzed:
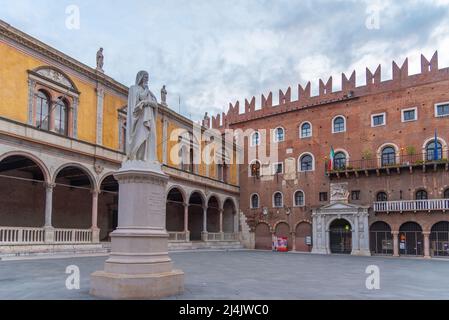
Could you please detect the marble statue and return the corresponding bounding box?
[161,85,167,106]
[96,48,104,71]
[126,71,158,163]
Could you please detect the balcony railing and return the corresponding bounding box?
[326,152,449,175]
[0,227,93,245]
[374,199,449,213]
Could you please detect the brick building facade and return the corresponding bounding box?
[209,51,449,258]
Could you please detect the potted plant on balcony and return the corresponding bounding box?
[403,146,416,165]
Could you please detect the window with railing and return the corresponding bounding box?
[376,192,388,202]
[381,147,396,166]
[416,190,428,200]
[426,141,443,161]
[334,152,346,170]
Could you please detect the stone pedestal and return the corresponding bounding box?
[90,161,184,299]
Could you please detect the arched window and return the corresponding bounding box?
[36,90,50,130]
[251,132,260,146]
[294,191,305,207]
[251,194,260,209]
[416,190,428,200]
[333,116,346,133]
[54,98,68,135]
[273,192,283,208]
[249,160,261,177]
[381,146,396,166]
[334,152,347,170]
[300,154,314,171]
[445,189,449,199]
[300,122,312,138]
[426,141,443,161]
[274,127,285,142]
[376,192,388,202]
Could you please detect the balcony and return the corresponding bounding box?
[374,199,449,213]
[326,152,449,179]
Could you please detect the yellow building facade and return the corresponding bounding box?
[0,20,243,256]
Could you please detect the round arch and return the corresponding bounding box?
[295,221,312,252]
[255,222,272,250]
[328,218,353,254]
[399,221,424,256]
[422,136,448,155]
[167,185,187,204]
[206,194,222,210]
[274,221,292,251]
[369,221,393,255]
[0,151,51,183]
[430,221,449,257]
[0,152,50,228]
[188,190,206,206]
[52,163,96,189]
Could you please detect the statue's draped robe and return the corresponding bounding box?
[126,85,158,162]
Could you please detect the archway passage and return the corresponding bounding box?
[275,222,292,251]
[399,222,423,256]
[329,219,352,254]
[223,199,236,233]
[188,192,204,241]
[370,221,393,255]
[295,222,312,252]
[207,197,220,233]
[98,175,119,242]
[0,155,46,227]
[53,166,93,230]
[166,188,185,233]
[431,222,449,257]
[255,223,271,250]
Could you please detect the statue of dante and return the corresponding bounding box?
[126,71,158,162]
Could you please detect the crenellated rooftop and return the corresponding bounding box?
[209,51,448,129]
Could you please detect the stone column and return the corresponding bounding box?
[184,203,190,242]
[292,232,296,251]
[90,164,184,299]
[44,182,55,243]
[219,208,224,240]
[423,231,431,259]
[91,190,100,243]
[392,231,399,257]
[201,206,208,241]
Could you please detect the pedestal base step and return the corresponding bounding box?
[90,269,184,300]
[168,241,244,251]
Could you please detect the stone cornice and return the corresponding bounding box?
[0,19,128,96]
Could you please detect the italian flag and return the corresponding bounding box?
[328,146,335,171]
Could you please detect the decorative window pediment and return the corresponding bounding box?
[29,66,79,93]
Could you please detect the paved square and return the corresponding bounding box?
[1,250,449,300]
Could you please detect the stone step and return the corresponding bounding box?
[0,241,244,259]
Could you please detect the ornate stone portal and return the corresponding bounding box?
[90,71,184,299]
[311,183,371,256]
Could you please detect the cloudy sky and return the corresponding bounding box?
[1,0,449,121]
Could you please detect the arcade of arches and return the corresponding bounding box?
[166,187,238,242]
[0,153,239,247]
[0,154,119,244]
